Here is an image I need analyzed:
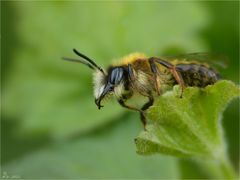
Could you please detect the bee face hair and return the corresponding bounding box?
[93,70,106,100]
[94,66,127,109]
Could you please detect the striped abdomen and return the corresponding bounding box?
[176,63,220,87]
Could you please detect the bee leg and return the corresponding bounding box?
[170,67,185,98]
[149,58,161,95]
[140,114,147,130]
[151,58,185,98]
[118,99,142,113]
[140,95,154,130]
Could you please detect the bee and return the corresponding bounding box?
[63,49,225,129]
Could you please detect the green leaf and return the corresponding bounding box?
[135,80,239,157]
[2,115,179,179]
[135,80,239,178]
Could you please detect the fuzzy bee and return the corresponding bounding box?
[63,49,224,129]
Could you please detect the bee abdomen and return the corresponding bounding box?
[176,64,220,87]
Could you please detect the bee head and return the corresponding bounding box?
[63,49,107,109]
[62,49,126,110]
[94,67,125,109]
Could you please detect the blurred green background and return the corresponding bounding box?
[1,1,239,179]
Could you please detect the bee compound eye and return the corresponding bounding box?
[109,67,124,85]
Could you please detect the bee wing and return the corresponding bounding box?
[160,52,228,71]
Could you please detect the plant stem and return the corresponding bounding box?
[218,156,236,179]
[195,154,237,179]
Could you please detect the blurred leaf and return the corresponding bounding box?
[179,159,208,179]
[201,1,239,82]
[2,115,179,179]
[135,80,239,158]
[201,1,240,171]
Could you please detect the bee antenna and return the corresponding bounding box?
[73,49,105,75]
[62,57,95,70]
